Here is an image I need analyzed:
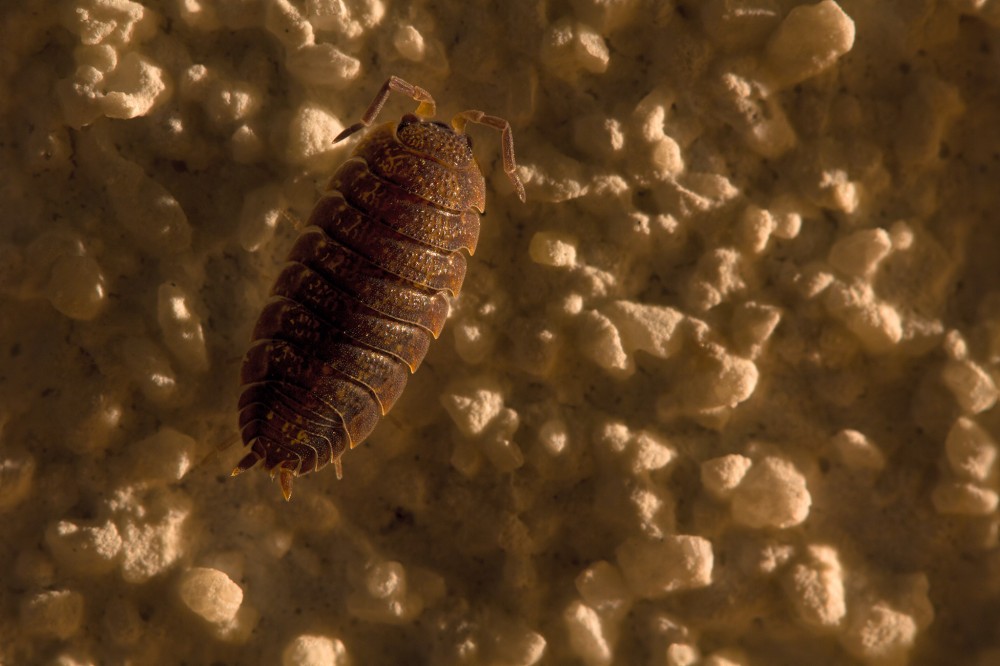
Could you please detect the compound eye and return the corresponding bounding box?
[398,113,420,130]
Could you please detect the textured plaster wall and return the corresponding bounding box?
[2,0,1000,664]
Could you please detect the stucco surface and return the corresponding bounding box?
[2,0,1000,664]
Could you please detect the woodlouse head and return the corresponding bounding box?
[396,114,475,170]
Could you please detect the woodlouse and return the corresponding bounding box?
[232,76,526,500]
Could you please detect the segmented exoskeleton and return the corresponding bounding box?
[233,76,525,499]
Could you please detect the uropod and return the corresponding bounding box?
[233,76,525,500]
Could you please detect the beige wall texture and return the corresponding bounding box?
[2,0,1000,664]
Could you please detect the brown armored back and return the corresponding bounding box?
[235,118,486,497]
[232,76,525,500]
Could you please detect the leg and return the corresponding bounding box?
[335,76,437,143]
[452,110,526,202]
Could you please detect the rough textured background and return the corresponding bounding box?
[2,0,1000,664]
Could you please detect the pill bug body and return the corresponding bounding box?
[233,77,525,500]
